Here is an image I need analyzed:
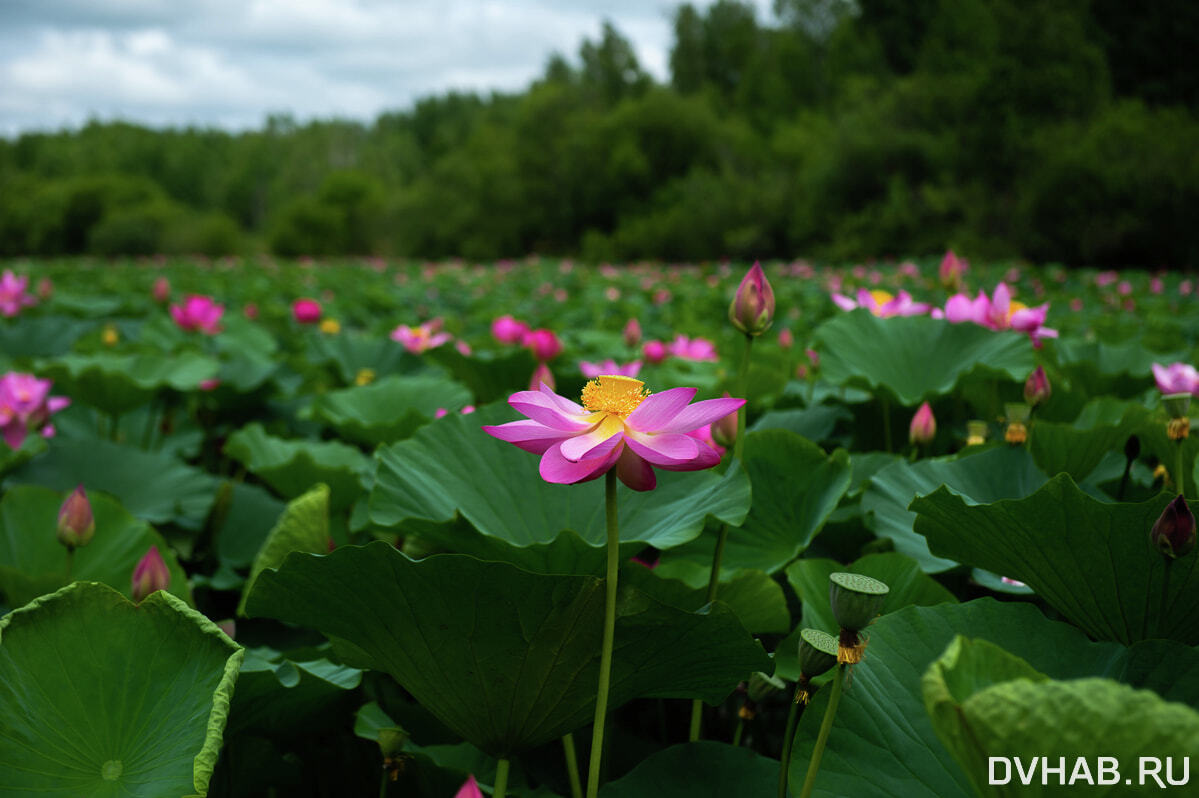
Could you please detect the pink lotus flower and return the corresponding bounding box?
[170,294,224,334]
[778,328,794,349]
[580,360,642,379]
[0,372,69,448]
[455,775,483,798]
[1153,363,1199,396]
[292,298,322,324]
[483,376,745,491]
[938,250,967,289]
[132,546,170,602]
[523,328,563,361]
[491,315,530,344]
[624,318,642,348]
[152,276,171,303]
[943,283,1058,345]
[530,363,555,391]
[391,321,451,354]
[643,340,669,364]
[0,270,36,317]
[831,288,931,318]
[668,335,718,362]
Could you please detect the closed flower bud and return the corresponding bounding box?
[523,328,562,362]
[529,363,555,391]
[131,546,170,602]
[798,628,838,679]
[56,485,95,550]
[909,402,936,445]
[1151,494,1196,559]
[729,261,775,336]
[623,318,642,348]
[1023,366,1051,407]
[829,572,889,633]
[712,393,738,448]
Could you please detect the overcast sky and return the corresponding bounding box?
[0,0,776,136]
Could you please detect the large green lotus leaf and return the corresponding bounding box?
[0,434,47,480]
[237,484,330,615]
[215,482,287,569]
[1055,338,1184,398]
[750,404,851,444]
[429,345,539,405]
[244,543,769,757]
[912,475,1199,644]
[307,374,471,446]
[0,315,94,357]
[622,565,791,635]
[788,599,1199,798]
[0,485,191,607]
[306,332,424,384]
[369,403,750,551]
[8,437,218,529]
[598,741,777,798]
[811,311,1035,405]
[924,636,1199,798]
[38,352,220,415]
[774,552,957,680]
[226,646,362,738]
[648,429,851,576]
[223,423,368,511]
[861,446,1049,572]
[0,581,243,797]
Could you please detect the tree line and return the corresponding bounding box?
[1,0,1196,266]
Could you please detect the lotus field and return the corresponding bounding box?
[3,255,1199,797]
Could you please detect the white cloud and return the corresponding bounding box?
[0,0,776,134]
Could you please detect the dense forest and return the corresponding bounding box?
[1,0,1197,266]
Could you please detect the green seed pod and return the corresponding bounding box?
[1004,402,1031,424]
[798,628,838,678]
[747,671,787,702]
[377,727,409,758]
[1164,392,1192,420]
[829,573,889,632]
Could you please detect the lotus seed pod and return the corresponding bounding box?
[747,671,787,702]
[829,573,889,633]
[1163,392,1192,420]
[798,628,839,678]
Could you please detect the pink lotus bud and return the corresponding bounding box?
[292,298,322,324]
[728,261,775,335]
[805,348,820,369]
[909,402,936,445]
[491,315,529,344]
[199,378,221,391]
[1151,494,1195,559]
[712,394,738,448]
[36,277,53,300]
[131,546,170,602]
[1023,365,1051,407]
[455,775,483,798]
[778,328,794,349]
[643,340,669,365]
[939,250,967,290]
[56,485,95,550]
[624,318,642,348]
[523,329,562,361]
[152,277,170,303]
[244,302,259,320]
[216,619,236,640]
[530,363,555,391]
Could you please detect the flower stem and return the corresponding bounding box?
[732,717,745,747]
[494,758,510,798]
[880,396,893,453]
[585,470,620,798]
[689,334,755,742]
[562,733,583,798]
[1175,441,1186,499]
[378,766,388,798]
[798,665,845,798]
[64,548,74,583]
[1159,557,1175,638]
[777,685,805,798]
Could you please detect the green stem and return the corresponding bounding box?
[562,733,583,798]
[494,758,510,798]
[1159,557,1175,638]
[798,666,845,798]
[777,686,803,798]
[689,334,755,742]
[585,471,620,798]
[64,548,74,583]
[1176,441,1186,499]
[880,396,893,453]
[732,717,745,747]
[378,765,388,798]
[110,413,121,443]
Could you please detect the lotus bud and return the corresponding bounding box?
[529,362,555,391]
[623,318,642,348]
[216,619,236,640]
[454,775,484,798]
[152,276,170,303]
[778,328,794,349]
[523,328,562,361]
[1151,494,1196,560]
[491,315,529,345]
[1023,365,1051,407]
[909,402,936,446]
[798,628,838,679]
[1124,435,1141,462]
[712,394,738,448]
[131,546,170,602]
[966,420,988,446]
[728,262,775,336]
[36,277,53,300]
[643,340,668,365]
[939,250,966,291]
[292,298,322,324]
[56,485,95,550]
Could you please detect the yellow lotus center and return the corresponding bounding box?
[869,290,894,306]
[320,318,341,335]
[581,375,649,419]
[1005,300,1028,322]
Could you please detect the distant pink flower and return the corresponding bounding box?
[624,318,642,348]
[1117,280,1133,296]
[0,372,69,448]
[643,340,669,365]
[943,284,1057,346]
[435,404,477,419]
[199,378,221,391]
[152,276,171,304]
[292,298,322,324]
[455,340,473,356]
[491,315,530,344]
[652,288,672,305]
[132,546,170,603]
[484,377,744,491]
[1000,576,1026,588]
[0,270,36,317]
[1095,270,1118,287]
[1181,280,1194,296]
[170,294,224,334]
[831,288,931,318]
[909,401,936,445]
[244,303,259,320]
[530,363,555,391]
[1070,298,1084,312]
[455,775,483,798]
[391,321,451,354]
[1153,362,1199,396]
[1150,277,1164,294]
[668,335,718,362]
[778,328,794,349]
[580,360,642,379]
[36,277,53,301]
[523,328,562,361]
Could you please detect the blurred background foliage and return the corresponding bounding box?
[1,0,1196,266]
